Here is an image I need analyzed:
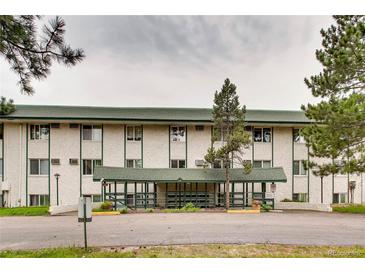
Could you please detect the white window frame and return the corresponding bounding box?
[29,159,49,175]
[30,124,49,140]
[126,126,142,141]
[171,159,186,169]
[333,193,347,204]
[170,126,186,142]
[126,159,142,168]
[82,159,102,175]
[293,193,308,202]
[253,160,271,168]
[293,160,307,176]
[29,194,49,206]
[253,128,271,143]
[82,125,102,141]
[293,128,306,144]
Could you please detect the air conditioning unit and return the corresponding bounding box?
[51,158,60,165]
[69,123,79,129]
[195,159,205,166]
[50,123,60,129]
[69,158,79,165]
[195,125,204,131]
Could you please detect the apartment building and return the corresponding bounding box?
[0,105,363,208]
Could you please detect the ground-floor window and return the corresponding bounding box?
[293,193,308,202]
[0,158,2,175]
[29,194,49,206]
[333,193,347,204]
[92,194,102,202]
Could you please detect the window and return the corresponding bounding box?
[293,160,307,175]
[171,159,186,168]
[29,194,49,206]
[126,126,142,141]
[213,160,222,169]
[333,193,347,204]
[29,159,49,175]
[0,159,2,175]
[254,128,271,143]
[30,124,49,140]
[82,159,101,175]
[0,124,3,140]
[126,159,142,168]
[293,193,308,202]
[253,160,271,168]
[170,126,186,142]
[293,128,305,143]
[82,125,102,141]
[92,195,102,203]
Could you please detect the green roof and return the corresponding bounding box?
[0,105,309,124]
[93,166,287,183]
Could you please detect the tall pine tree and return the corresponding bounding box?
[302,16,365,199]
[205,78,251,209]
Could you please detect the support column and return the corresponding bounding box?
[134,182,137,209]
[114,181,117,210]
[124,182,128,207]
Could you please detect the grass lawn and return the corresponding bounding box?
[332,204,365,214]
[0,206,49,217]
[1,244,365,258]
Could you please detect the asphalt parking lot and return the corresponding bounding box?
[1,211,365,250]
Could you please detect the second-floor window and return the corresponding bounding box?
[254,128,271,143]
[126,159,142,168]
[127,126,142,141]
[82,125,102,141]
[170,126,186,142]
[30,124,49,140]
[293,160,307,175]
[30,159,49,175]
[293,128,305,143]
[171,159,186,168]
[83,159,102,175]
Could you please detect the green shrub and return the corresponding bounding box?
[145,208,154,213]
[100,201,112,210]
[162,203,200,213]
[261,204,272,212]
[119,207,128,214]
[281,198,292,202]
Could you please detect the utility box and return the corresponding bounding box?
[78,195,92,222]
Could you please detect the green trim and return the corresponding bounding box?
[98,178,288,183]
[1,122,4,182]
[291,127,294,199]
[25,123,28,206]
[101,124,104,199]
[332,158,334,203]
[79,124,82,197]
[307,146,310,202]
[48,123,51,206]
[185,125,188,168]
[141,124,144,168]
[101,124,104,164]
[168,125,171,168]
[251,127,254,163]
[123,125,126,167]
[271,127,274,167]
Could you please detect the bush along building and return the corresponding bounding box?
[0,105,364,209]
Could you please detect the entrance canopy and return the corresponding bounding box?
[93,166,287,183]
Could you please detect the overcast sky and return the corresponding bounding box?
[0,16,333,110]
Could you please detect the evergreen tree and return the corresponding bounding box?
[204,78,252,209]
[302,16,365,194]
[0,16,85,114]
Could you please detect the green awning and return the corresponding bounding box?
[93,166,287,183]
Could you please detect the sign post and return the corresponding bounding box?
[78,195,92,249]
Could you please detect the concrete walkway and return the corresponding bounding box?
[1,211,365,250]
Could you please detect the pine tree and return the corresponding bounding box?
[302,16,365,196]
[204,78,252,209]
[0,16,85,115]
